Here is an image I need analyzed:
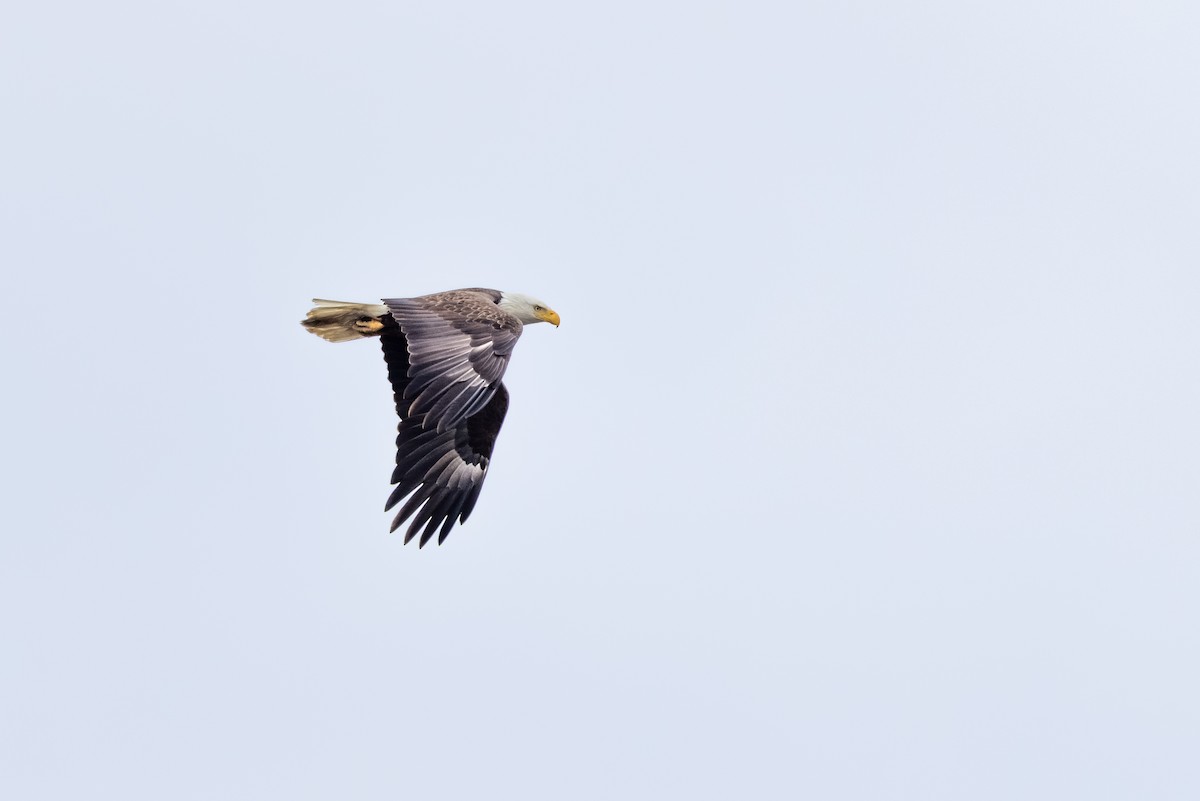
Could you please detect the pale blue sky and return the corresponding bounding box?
[2,1,1198,799]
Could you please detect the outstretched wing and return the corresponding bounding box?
[384,291,522,434]
[379,318,511,546]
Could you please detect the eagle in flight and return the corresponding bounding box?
[301,288,560,546]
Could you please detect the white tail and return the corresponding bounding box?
[301,299,391,342]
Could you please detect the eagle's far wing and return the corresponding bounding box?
[382,319,510,545]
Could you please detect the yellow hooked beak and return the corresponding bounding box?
[538,308,561,327]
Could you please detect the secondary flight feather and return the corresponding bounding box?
[301,288,560,546]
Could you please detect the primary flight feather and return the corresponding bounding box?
[301,288,560,546]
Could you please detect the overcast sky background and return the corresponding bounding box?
[2,1,1198,798]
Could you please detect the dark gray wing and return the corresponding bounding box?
[381,323,511,545]
[384,291,522,434]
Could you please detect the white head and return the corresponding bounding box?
[498,292,560,326]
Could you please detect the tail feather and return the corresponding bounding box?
[301,299,391,343]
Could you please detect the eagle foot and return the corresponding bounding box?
[353,318,385,335]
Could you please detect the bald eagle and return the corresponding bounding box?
[301,288,560,546]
